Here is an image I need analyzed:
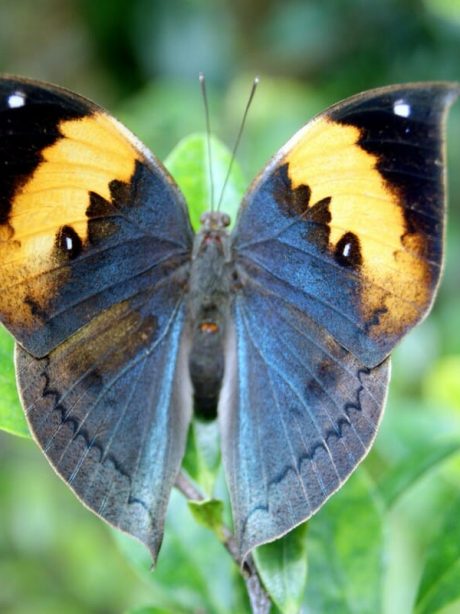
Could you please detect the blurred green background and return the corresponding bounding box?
[1,0,460,613]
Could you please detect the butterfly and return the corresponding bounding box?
[0,76,458,563]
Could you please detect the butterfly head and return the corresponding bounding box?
[191,212,232,260]
[199,211,231,231]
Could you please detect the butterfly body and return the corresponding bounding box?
[188,211,234,420]
[0,75,458,562]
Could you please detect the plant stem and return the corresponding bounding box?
[175,471,271,614]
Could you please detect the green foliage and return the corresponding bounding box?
[182,419,221,496]
[0,327,29,438]
[378,441,460,509]
[423,355,460,412]
[415,494,460,614]
[188,499,226,538]
[304,470,384,613]
[115,490,249,614]
[0,1,460,610]
[164,133,246,231]
[253,524,308,614]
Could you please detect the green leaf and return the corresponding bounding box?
[253,523,308,614]
[377,440,460,508]
[182,419,221,495]
[415,494,460,614]
[113,489,249,614]
[0,326,29,438]
[164,133,246,232]
[188,498,225,538]
[304,469,384,613]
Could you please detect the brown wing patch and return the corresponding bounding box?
[0,112,140,332]
[53,298,157,384]
[284,117,431,340]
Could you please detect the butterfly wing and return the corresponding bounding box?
[221,284,389,558]
[224,83,459,556]
[16,285,191,561]
[0,76,192,356]
[233,83,459,366]
[0,76,193,559]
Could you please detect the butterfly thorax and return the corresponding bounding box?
[187,211,233,420]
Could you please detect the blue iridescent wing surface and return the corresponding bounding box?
[223,83,458,555]
[233,83,459,366]
[221,283,389,558]
[0,76,193,559]
[0,75,193,356]
[16,284,192,560]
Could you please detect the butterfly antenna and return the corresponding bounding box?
[199,72,215,212]
[217,76,259,212]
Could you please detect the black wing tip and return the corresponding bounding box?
[0,72,101,116]
[326,80,460,122]
[348,80,460,100]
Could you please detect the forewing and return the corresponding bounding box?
[0,76,193,357]
[220,282,389,559]
[233,83,459,366]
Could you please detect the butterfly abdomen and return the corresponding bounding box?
[187,213,234,420]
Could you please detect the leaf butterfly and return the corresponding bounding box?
[0,76,457,561]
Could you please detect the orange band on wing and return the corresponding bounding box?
[285,117,432,338]
[0,112,139,330]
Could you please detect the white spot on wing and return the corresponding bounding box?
[393,99,411,118]
[65,236,73,251]
[7,91,26,108]
[342,242,351,258]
